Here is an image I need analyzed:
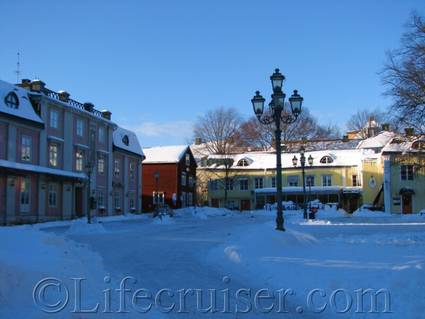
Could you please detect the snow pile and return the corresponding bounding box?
[0,225,107,318]
[152,215,175,224]
[208,217,425,318]
[175,206,235,218]
[65,218,106,235]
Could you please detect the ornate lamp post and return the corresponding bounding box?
[292,148,314,219]
[251,69,303,231]
[153,171,160,217]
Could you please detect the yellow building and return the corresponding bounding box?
[382,135,425,214]
[198,149,364,212]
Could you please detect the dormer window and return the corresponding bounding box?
[320,156,334,164]
[5,92,19,109]
[237,158,251,167]
[122,135,129,146]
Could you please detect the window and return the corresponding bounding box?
[97,157,105,174]
[76,119,84,137]
[49,143,58,167]
[306,175,315,187]
[114,159,120,177]
[185,153,190,166]
[48,183,58,207]
[288,175,298,186]
[114,192,121,209]
[181,172,186,186]
[240,179,249,191]
[320,156,334,164]
[254,177,263,189]
[98,126,105,144]
[98,190,105,208]
[50,110,58,128]
[75,150,84,171]
[21,135,32,162]
[210,180,219,191]
[20,178,30,212]
[153,192,164,205]
[129,162,135,180]
[225,178,234,190]
[129,192,135,209]
[5,92,19,109]
[271,177,276,188]
[188,176,193,187]
[237,158,250,167]
[352,175,358,186]
[322,175,332,186]
[401,165,414,181]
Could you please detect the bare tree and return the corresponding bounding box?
[381,13,425,133]
[346,108,385,137]
[193,107,242,205]
[238,106,340,149]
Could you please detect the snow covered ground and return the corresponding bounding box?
[0,208,424,318]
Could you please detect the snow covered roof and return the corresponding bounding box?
[143,145,189,164]
[202,148,363,170]
[357,131,395,149]
[113,127,144,157]
[382,134,425,154]
[0,80,43,124]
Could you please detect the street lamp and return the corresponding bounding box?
[251,68,303,231]
[292,148,314,219]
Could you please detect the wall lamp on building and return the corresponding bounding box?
[251,68,303,231]
[292,148,313,219]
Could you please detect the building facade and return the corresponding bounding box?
[142,145,197,211]
[196,130,425,214]
[0,79,144,225]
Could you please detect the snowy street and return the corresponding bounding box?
[1,208,425,318]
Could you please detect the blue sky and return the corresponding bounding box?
[0,0,423,147]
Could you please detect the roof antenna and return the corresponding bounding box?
[15,52,21,83]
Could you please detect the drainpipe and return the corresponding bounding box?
[383,157,392,214]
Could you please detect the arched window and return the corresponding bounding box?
[237,158,251,167]
[320,155,334,164]
[4,92,19,109]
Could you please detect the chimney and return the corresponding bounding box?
[381,123,390,131]
[20,79,31,90]
[30,79,46,93]
[342,135,349,142]
[194,137,202,145]
[83,102,94,113]
[367,127,378,138]
[58,90,70,102]
[101,110,112,120]
[405,128,415,136]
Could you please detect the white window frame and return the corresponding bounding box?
[181,172,186,186]
[50,109,58,129]
[20,177,30,213]
[49,143,58,167]
[322,175,332,187]
[21,135,32,162]
[254,177,263,189]
[239,179,249,191]
[76,118,84,137]
[98,157,105,174]
[114,159,120,177]
[76,150,84,171]
[288,175,298,187]
[98,126,105,144]
[48,183,58,208]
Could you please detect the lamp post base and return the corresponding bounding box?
[275,215,285,231]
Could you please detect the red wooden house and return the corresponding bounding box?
[142,145,197,211]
